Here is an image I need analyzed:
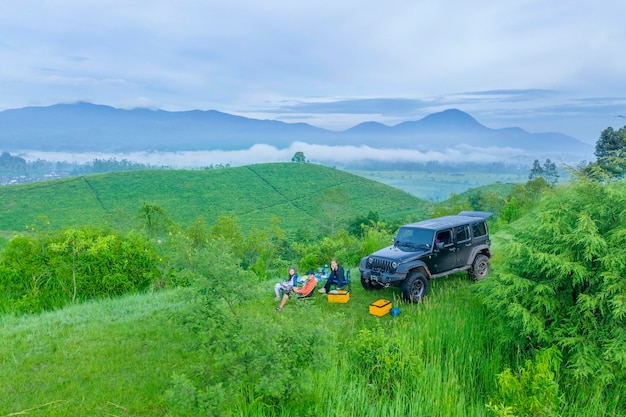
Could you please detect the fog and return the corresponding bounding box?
[14,142,547,169]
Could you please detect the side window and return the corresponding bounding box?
[455,225,470,243]
[435,230,452,246]
[472,222,487,238]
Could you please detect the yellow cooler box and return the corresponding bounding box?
[369,299,392,316]
[327,289,350,303]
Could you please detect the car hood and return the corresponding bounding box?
[370,245,429,261]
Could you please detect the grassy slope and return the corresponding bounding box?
[0,274,503,417]
[0,163,431,234]
[0,290,193,416]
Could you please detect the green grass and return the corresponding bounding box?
[0,273,506,417]
[1,269,621,416]
[0,163,432,235]
[0,289,193,416]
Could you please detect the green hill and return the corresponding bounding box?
[0,163,432,234]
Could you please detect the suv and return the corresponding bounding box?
[359,211,493,303]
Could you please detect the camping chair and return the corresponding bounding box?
[296,277,318,301]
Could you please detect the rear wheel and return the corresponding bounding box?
[468,254,490,281]
[401,271,428,303]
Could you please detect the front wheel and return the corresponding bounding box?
[401,271,428,303]
[468,254,490,281]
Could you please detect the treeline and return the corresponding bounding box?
[0,152,158,183]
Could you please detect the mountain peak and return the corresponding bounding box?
[391,108,486,133]
[419,108,484,129]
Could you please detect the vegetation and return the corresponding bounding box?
[1,142,625,416]
[0,225,160,314]
[0,152,156,185]
[0,163,431,237]
[528,158,559,185]
[585,125,626,179]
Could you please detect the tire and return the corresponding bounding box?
[361,276,383,291]
[401,271,428,303]
[468,254,490,281]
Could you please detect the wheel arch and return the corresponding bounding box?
[398,261,432,279]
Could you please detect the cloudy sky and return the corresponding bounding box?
[1,0,625,145]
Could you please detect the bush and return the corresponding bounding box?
[487,346,562,417]
[0,227,161,314]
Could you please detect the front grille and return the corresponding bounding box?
[369,258,395,273]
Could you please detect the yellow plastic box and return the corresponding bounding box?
[369,299,392,316]
[328,289,350,303]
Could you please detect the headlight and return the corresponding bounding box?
[391,261,398,269]
[367,257,373,265]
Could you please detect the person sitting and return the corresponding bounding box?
[275,270,317,312]
[273,267,298,301]
[318,259,345,294]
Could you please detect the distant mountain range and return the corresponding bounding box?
[0,102,593,161]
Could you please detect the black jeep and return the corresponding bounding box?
[359,211,493,302]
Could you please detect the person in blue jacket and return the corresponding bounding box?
[273,267,298,300]
[318,259,345,294]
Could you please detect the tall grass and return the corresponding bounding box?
[310,275,508,417]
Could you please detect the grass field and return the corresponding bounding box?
[0,271,507,417]
[0,163,432,235]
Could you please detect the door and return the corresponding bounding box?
[430,229,456,273]
[454,224,472,267]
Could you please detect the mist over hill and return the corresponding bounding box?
[0,103,594,165]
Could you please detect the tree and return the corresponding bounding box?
[347,211,380,237]
[291,151,306,163]
[529,159,559,186]
[138,203,171,237]
[588,125,626,179]
[528,159,544,180]
[478,178,626,393]
[542,159,559,185]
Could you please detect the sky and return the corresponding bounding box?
[1,0,626,147]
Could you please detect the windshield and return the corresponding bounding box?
[394,227,434,250]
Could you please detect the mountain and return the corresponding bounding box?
[0,102,593,161]
[0,102,328,152]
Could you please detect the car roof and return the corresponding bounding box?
[402,211,492,231]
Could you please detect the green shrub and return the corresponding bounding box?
[0,227,161,314]
[487,346,562,417]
